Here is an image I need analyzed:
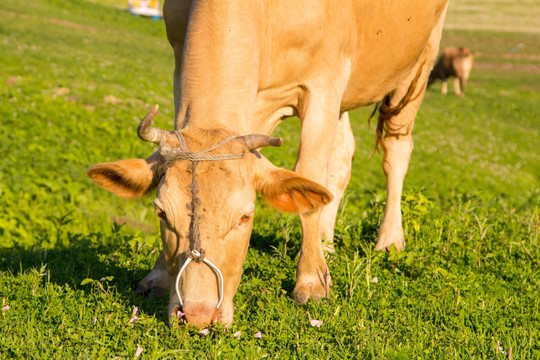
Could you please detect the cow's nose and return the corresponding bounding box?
[182,302,219,328]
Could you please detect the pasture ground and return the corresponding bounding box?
[1,0,539,358]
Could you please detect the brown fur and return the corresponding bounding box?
[428,46,474,95]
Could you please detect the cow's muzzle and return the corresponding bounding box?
[175,249,225,313]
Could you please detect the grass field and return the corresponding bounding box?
[1,0,539,358]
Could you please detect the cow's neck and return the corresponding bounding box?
[176,1,263,134]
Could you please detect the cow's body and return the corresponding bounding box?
[428,46,474,96]
[89,0,449,327]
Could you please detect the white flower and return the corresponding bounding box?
[307,312,323,327]
[135,345,143,357]
[496,341,507,355]
[129,316,139,326]
[233,331,241,339]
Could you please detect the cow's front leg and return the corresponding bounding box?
[291,79,348,304]
[136,250,169,296]
[163,0,192,123]
[293,210,331,304]
[441,80,448,95]
[453,77,463,96]
[319,112,355,253]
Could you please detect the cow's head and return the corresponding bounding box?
[87,106,332,327]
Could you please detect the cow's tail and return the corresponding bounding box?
[369,63,425,155]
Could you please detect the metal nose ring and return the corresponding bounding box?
[175,249,225,309]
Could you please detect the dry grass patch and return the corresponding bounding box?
[445,0,540,34]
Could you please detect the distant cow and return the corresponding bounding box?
[88,0,449,327]
[428,46,474,96]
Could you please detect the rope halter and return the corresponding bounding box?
[169,131,244,310]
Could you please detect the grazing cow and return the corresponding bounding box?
[88,0,449,327]
[428,46,474,96]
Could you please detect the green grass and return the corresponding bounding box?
[1,0,539,358]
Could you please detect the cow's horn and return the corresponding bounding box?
[242,134,283,150]
[137,105,169,144]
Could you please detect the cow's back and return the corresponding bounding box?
[257,0,448,110]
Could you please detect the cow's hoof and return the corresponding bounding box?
[374,237,405,252]
[292,282,331,304]
[375,229,405,252]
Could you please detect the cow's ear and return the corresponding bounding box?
[87,158,158,198]
[256,168,333,214]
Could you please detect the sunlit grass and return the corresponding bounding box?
[1,0,539,358]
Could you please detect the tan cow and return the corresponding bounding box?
[88,0,449,327]
[428,46,474,96]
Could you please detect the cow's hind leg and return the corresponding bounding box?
[375,64,432,252]
[135,250,169,296]
[375,10,445,251]
[319,112,355,253]
[137,0,192,297]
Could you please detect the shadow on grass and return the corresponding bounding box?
[0,233,170,322]
[0,207,385,323]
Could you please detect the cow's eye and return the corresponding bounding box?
[155,207,168,224]
[238,213,252,226]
